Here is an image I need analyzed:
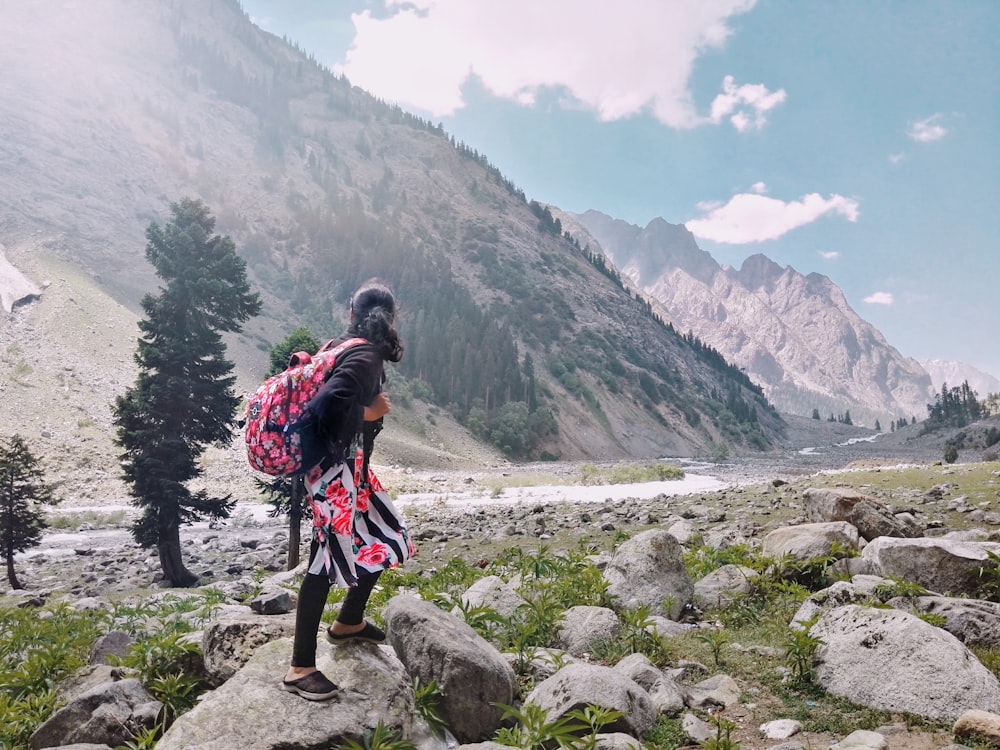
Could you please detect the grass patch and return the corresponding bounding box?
[578,462,685,485]
[45,509,130,530]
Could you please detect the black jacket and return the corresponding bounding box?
[300,340,384,470]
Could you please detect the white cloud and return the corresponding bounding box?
[337,0,767,128]
[888,153,905,164]
[751,182,768,194]
[864,291,894,305]
[908,114,948,143]
[685,191,860,244]
[819,251,840,260]
[708,75,787,131]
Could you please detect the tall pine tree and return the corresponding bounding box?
[257,326,321,570]
[114,198,261,587]
[0,435,58,590]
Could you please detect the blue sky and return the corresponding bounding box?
[241,0,999,381]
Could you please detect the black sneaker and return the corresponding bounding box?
[326,621,386,645]
[282,670,339,701]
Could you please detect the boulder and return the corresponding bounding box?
[28,678,161,750]
[681,673,740,710]
[156,638,411,750]
[692,564,756,610]
[386,594,515,744]
[87,631,132,665]
[829,729,887,749]
[803,488,921,540]
[603,529,693,620]
[791,579,885,627]
[953,709,1000,746]
[613,653,684,717]
[890,596,1000,648]
[525,663,655,738]
[554,605,621,657]
[461,575,527,619]
[761,522,859,563]
[861,537,1000,597]
[810,605,1000,721]
[200,605,296,687]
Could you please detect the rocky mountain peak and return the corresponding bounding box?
[571,211,935,426]
[733,253,787,291]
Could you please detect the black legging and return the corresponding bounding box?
[290,550,383,668]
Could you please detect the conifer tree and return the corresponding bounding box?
[257,326,320,569]
[0,435,58,590]
[114,198,261,587]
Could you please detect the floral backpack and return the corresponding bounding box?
[245,337,367,476]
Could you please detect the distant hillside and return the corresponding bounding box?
[563,209,935,428]
[920,359,1000,401]
[0,0,784,476]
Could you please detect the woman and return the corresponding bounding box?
[282,279,415,701]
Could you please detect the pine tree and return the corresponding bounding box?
[257,326,321,570]
[0,435,58,590]
[114,198,261,587]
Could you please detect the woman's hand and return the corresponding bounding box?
[363,392,391,422]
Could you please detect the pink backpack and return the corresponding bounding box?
[245,337,367,476]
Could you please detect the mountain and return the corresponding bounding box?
[564,210,935,427]
[920,359,1000,400]
[0,0,784,481]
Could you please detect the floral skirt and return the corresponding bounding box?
[304,447,415,586]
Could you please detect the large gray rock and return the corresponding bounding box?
[802,487,921,540]
[861,537,1000,597]
[692,564,756,610]
[201,605,296,686]
[613,653,684,717]
[603,529,693,620]
[761,522,859,563]
[29,678,161,750]
[890,596,1000,648]
[156,638,411,750]
[953,709,1000,746]
[791,578,886,627]
[810,605,1000,721]
[554,605,621,657]
[525,663,655,738]
[681,674,740,710]
[461,575,526,619]
[386,594,515,744]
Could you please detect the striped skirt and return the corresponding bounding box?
[303,446,415,586]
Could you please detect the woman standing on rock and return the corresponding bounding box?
[282,279,415,701]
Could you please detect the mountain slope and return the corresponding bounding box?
[567,210,934,427]
[0,0,784,476]
[920,359,1000,400]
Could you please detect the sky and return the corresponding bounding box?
[241,0,999,381]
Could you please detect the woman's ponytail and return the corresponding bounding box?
[347,280,404,362]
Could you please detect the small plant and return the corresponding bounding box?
[978,551,1000,602]
[699,715,741,750]
[916,612,949,628]
[413,678,448,739]
[492,701,622,749]
[643,716,689,749]
[782,619,824,685]
[591,605,669,665]
[872,577,928,602]
[115,725,162,750]
[695,627,731,667]
[338,720,416,750]
[438,593,506,639]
